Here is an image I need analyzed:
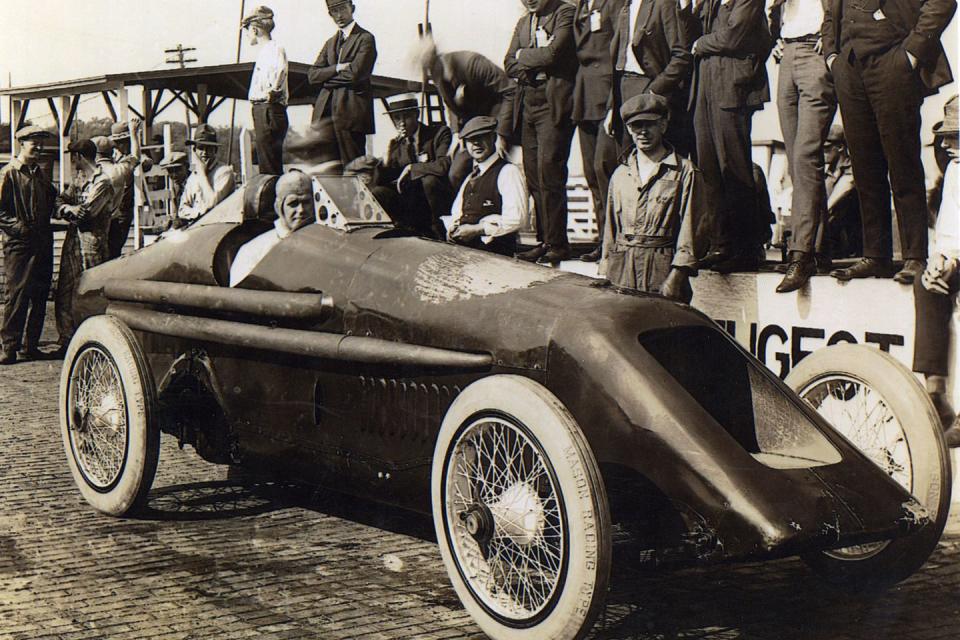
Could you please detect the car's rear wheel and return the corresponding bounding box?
[432,375,611,640]
[786,344,951,590]
[60,315,160,516]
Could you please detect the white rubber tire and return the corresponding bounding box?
[60,315,160,516]
[786,344,951,589]
[432,375,611,640]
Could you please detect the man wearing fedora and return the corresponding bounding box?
[308,0,377,166]
[0,126,58,363]
[177,124,236,226]
[105,117,143,259]
[242,5,289,176]
[599,94,703,301]
[448,116,527,256]
[825,0,956,284]
[913,95,960,447]
[382,93,454,238]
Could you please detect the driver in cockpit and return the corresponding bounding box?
[230,171,315,286]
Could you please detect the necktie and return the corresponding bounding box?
[335,31,344,61]
[470,166,481,181]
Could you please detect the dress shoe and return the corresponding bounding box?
[516,244,548,262]
[580,247,602,262]
[776,259,816,293]
[538,246,571,264]
[830,257,895,281]
[893,259,925,285]
[0,351,16,365]
[945,416,960,448]
[774,262,790,274]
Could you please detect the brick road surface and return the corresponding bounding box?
[0,312,957,640]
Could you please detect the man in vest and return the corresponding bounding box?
[447,117,528,256]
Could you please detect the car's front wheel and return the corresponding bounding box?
[432,375,611,640]
[59,315,160,516]
[786,344,951,590]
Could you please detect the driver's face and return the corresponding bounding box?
[280,191,315,232]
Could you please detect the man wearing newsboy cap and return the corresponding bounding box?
[177,124,236,226]
[0,126,57,363]
[599,94,704,302]
[447,116,527,256]
[242,5,289,176]
[308,0,378,166]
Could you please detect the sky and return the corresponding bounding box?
[0,0,956,151]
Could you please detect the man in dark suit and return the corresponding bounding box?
[690,0,772,272]
[308,0,377,166]
[605,0,694,156]
[506,0,578,265]
[416,39,517,191]
[381,93,454,238]
[824,0,956,284]
[573,0,623,263]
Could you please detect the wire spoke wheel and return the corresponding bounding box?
[786,345,951,590]
[60,316,160,516]
[445,415,566,621]
[68,346,129,489]
[432,376,611,640]
[799,374,910,560]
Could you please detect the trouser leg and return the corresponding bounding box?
[24,238,53,350]
[694,82,724,254]
[107,216,132,259]
[710,104,759,254]
[860,49,927,260]
[784,42,837,256]
[833,52,892,259]
[535,112,575,249]
[253,103,289,176]
[1,241,31,353]
[912,272,958,376]
[521,95,545,245]
[578,120,615,244]
[336,129,367,167]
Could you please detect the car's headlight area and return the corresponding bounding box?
[639,326,842,469]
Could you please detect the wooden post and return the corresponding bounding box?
[118,86,129,121]
[197,83,208,123]
[58,96,73,190]
[239,128,255,184]
[142,88,154,141]
[10,99,21,156]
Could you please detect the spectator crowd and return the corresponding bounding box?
[0,0,957,443]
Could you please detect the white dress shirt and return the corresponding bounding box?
[229,219,292,286]
[624,0,645,75]
[780,0,825,39]
[248,39,289,104]
[450,154,527,242]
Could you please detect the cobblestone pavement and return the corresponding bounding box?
[0,318,957,640]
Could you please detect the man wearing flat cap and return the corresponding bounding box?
[447,116,528,256]
[599,94,704,301]
[913,94,960,448]
[54,138,117,351]
[381,93,454,238]
[177,124,236,226]
[105,117,144,259]
[243,5,289,176]
[308,0,378,166]
[230,171,315,287]
[0,126,57,363]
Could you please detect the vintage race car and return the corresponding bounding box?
[59,173,952,640]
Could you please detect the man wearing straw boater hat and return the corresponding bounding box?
[177,124,236,226]
[308,0,378,166]
[382,92,454,238]
[242,5,289,176]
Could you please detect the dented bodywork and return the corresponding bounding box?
[71,212,927,568]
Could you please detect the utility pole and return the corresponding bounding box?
[164,44,197,68]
